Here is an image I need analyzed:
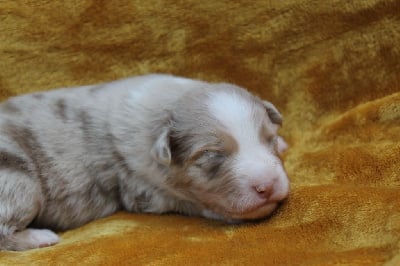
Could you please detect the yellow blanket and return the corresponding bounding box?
[1,0,399,265]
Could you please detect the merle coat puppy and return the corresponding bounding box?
[0,74,289,251]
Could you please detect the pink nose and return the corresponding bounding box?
[254,183,274,199]
[253,175,289,202]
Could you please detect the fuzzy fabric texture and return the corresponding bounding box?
[0,0,399,265]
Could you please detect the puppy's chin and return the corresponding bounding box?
[203,202,279,223]
[228,202,278,221]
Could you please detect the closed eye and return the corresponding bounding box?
[202,149,222,158]
[193,149,227,179]
[194,149,226,167]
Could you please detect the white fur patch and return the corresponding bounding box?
[14,228,60,249]
[206,91,260,150]
[206,90,289,201]
[128,75,196,109]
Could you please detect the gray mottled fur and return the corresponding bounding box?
[0,74,287,251]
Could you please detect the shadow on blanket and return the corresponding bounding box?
[0,0,399,265]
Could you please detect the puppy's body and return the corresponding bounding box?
[0,74,289,251]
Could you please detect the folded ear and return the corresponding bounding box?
[150,125,172,166]
[276,136,288,155]
[263,101,282,125]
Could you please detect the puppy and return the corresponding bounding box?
[0,74,289,251]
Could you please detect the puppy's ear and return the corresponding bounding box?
[263,101,282,125]
[276,136,288,155]
[150,125,172,166]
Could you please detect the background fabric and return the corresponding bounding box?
[0,0,399,265]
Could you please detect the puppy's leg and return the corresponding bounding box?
[0,170,58,251]
[8,228,60,250]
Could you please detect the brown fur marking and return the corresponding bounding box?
[54,99,68,121]
[0,150,30,174]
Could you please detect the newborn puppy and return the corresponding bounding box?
[0,74,289,251]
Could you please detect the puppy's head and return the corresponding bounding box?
[151,84,289,222]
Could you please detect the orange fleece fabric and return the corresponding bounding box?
[0,0,399,265]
